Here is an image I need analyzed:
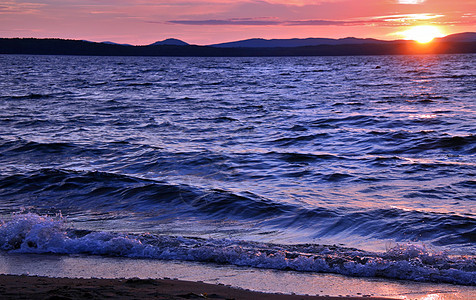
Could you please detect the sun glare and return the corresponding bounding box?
[399,25,444,43]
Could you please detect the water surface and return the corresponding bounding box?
[0,54,475,285]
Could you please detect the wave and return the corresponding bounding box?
[0,140,74,154]
[0,169,300,221]
[126,82,155,87]
[1,169,475,248]
[0,140,119,168]
[0,213,474,285]
[267,151,340,163]
[1,93,54,100]
[269,133,330,146]
[369,133,476,155]
[311,115,379,128]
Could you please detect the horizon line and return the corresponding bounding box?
[6,31,476,47]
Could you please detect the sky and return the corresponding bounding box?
[1,0,475,45]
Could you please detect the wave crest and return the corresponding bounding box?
[1,213,475,285]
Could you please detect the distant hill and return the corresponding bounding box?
[96,33,476,48]
[102,41,132,46]
[209,37,390,48]
[439,32,476,43]
[1,35,475,57]
[150,38,189,46]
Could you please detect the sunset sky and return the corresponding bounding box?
[1,0,475,45]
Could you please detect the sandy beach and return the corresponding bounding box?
[0,274,399,300]
[1,253,475,300]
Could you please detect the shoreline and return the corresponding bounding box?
[1,253,475,299]
[0,274,397,300]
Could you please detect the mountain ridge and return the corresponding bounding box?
[438,32,476,42]
[209,37,393,48]
[1,33,476,57]
[149,38,189,46]
[137,32,476,48]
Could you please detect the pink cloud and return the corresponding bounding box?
[0,1,45,14]
[167,18,379,27]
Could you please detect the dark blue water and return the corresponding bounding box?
[0,54,475,285]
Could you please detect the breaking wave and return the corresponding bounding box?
[0,214,474,285]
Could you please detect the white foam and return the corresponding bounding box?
[1,213,475,285]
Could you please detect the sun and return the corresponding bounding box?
[399,25,445,43]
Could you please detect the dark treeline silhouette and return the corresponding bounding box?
[1,38,476,56]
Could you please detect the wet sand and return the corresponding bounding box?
[0,274,397,300]
[2,253,474,299]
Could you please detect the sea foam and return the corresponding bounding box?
[1,213,474,285]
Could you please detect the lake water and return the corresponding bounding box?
[0,54,475,285]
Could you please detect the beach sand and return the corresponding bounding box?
[1,253,474,299]
[0,274,397,300]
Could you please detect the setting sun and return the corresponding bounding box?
[399,25,445,43]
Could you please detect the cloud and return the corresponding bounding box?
[173,19,271,25]
[397,0,426,4]
[167,12,461,28]
[168,17,379,26]
[287,19,372,26]
[168,18,281,26]
[374,13,444,22]
[0,1,45,14]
